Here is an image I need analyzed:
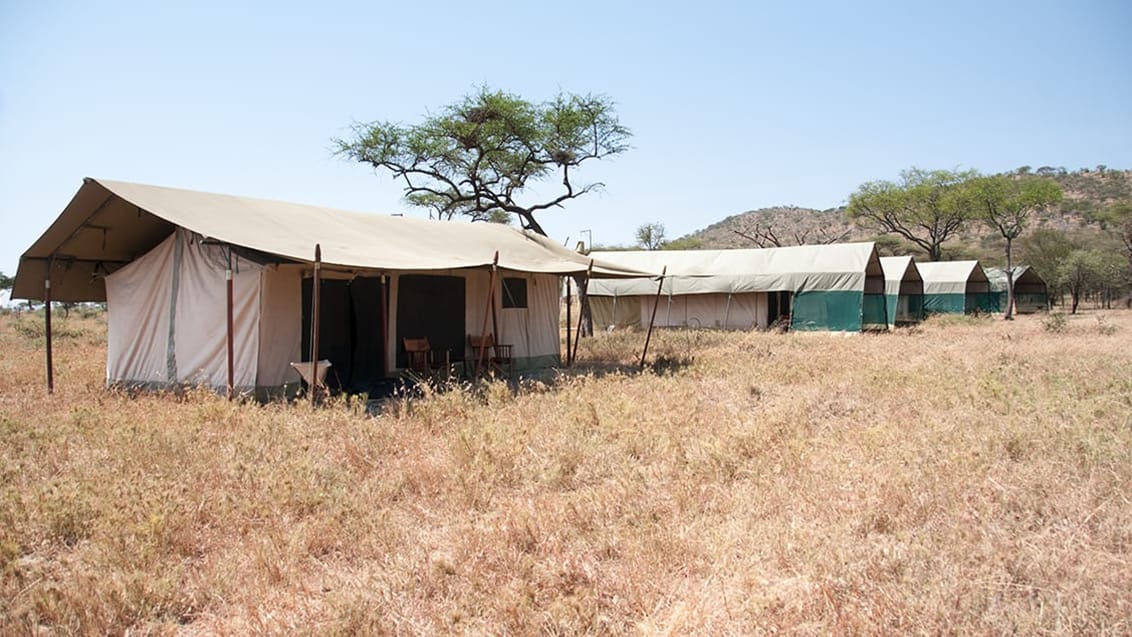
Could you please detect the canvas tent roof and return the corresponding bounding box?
[984,266,1044,292]
[916,260,989,295]
[879,256,923,296]
[15,178,650,302]
[587,242,882,297]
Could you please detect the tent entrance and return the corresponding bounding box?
[302,276,388,394]
[396,275,466,369]
[767,291,792,328]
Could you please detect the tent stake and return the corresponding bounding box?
[45,274,54,394]
[640,266,666,370]
[475,252,499,378]
[226,249,234,400]
[565,277,573,366]
[570,259,593,365]
[310,244,322,405]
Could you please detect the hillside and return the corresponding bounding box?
[676,168,1132,264]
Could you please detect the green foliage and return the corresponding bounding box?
[846,167,980,261]
[967,175,1063,242]
[0,271,13,291]
[335,87,631,236]
[662,236,704,250]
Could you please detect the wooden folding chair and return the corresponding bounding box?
[467,333,513,379]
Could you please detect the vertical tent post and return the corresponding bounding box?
[640,266,667,369]
[226,248,235,400]
[570,259,593,366]
[44,266,54,394]
[380,273,388,377]
[476,252,499,377]
[565,277,573,366]
[310,244,322,405]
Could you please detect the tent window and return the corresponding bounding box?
[501,277,527,309]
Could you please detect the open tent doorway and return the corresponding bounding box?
[396,274,467,369]
[302,276,387,395]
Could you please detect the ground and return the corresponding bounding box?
[1,309,1130,634]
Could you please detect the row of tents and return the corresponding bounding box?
[13,179,1049,397]
[586,248,1050,332]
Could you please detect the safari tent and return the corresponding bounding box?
[587,242,888,332]
[985,266,1049,314]
[878,256,925,328]
[916,260,995,314]
[13,178,645,396]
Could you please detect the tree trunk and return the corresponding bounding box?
[572,274,593,337]
[1071,290,1080,314]
[1003,238,1015,320]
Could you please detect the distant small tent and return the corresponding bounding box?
[587,242,887,333]
[985,266,1049,314]
[879,256,924,328]
[917,261,995,314]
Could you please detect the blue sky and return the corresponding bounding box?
[2,0,1130,277]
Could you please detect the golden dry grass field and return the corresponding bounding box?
[2,309,1131,635]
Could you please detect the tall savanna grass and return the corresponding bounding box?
[2,309,1130,634]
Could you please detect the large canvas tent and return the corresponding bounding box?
[14,178,647,395]
[916,260,995,314]
[587,243,887,332]
[985,266,1049,314]
[878,256,925,328]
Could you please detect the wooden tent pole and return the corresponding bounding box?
[570,259,593,365]
[226,248,234,400]
[310,244,322,405]
[44,266,54,394]
[640,266,667,370]
[565,277,573,366]
[380,273,388,377]
[475,252,499,377]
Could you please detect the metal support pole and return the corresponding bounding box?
[310,244,322,404]
[226,249,234,400]
[565,277,573,366]
[45,275,54,394]
[640,266,666,369]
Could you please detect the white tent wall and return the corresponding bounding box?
[256,265,302,388]
[638,292,766,329]
[105,231,176,385]
[174,232,263,389]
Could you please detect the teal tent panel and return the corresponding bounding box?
[862,293,888,329]
[791,290,863,332]
[885,293,899,329]
[924,293,965,314]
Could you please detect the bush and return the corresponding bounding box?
[1042,312,1069,333]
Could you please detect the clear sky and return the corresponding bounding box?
[1,0,1130,278]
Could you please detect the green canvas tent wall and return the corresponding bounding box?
[13,178,647,395]
[985,266,1049,314]
[878,256,924,328]
[916,260,995,314]
[587,242,887,332]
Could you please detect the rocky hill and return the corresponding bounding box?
[675,167,1131,264]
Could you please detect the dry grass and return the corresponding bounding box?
[2,309,1131,634]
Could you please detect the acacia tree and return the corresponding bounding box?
[966,175,1062,319]
[846,168,978,261]
[1102,200,1132,272]
[336,87,630,336]
[635,222,666,250]
[335,87,630,234]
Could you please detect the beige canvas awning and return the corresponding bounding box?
[15,178,652,301]
[916,260,989,295]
